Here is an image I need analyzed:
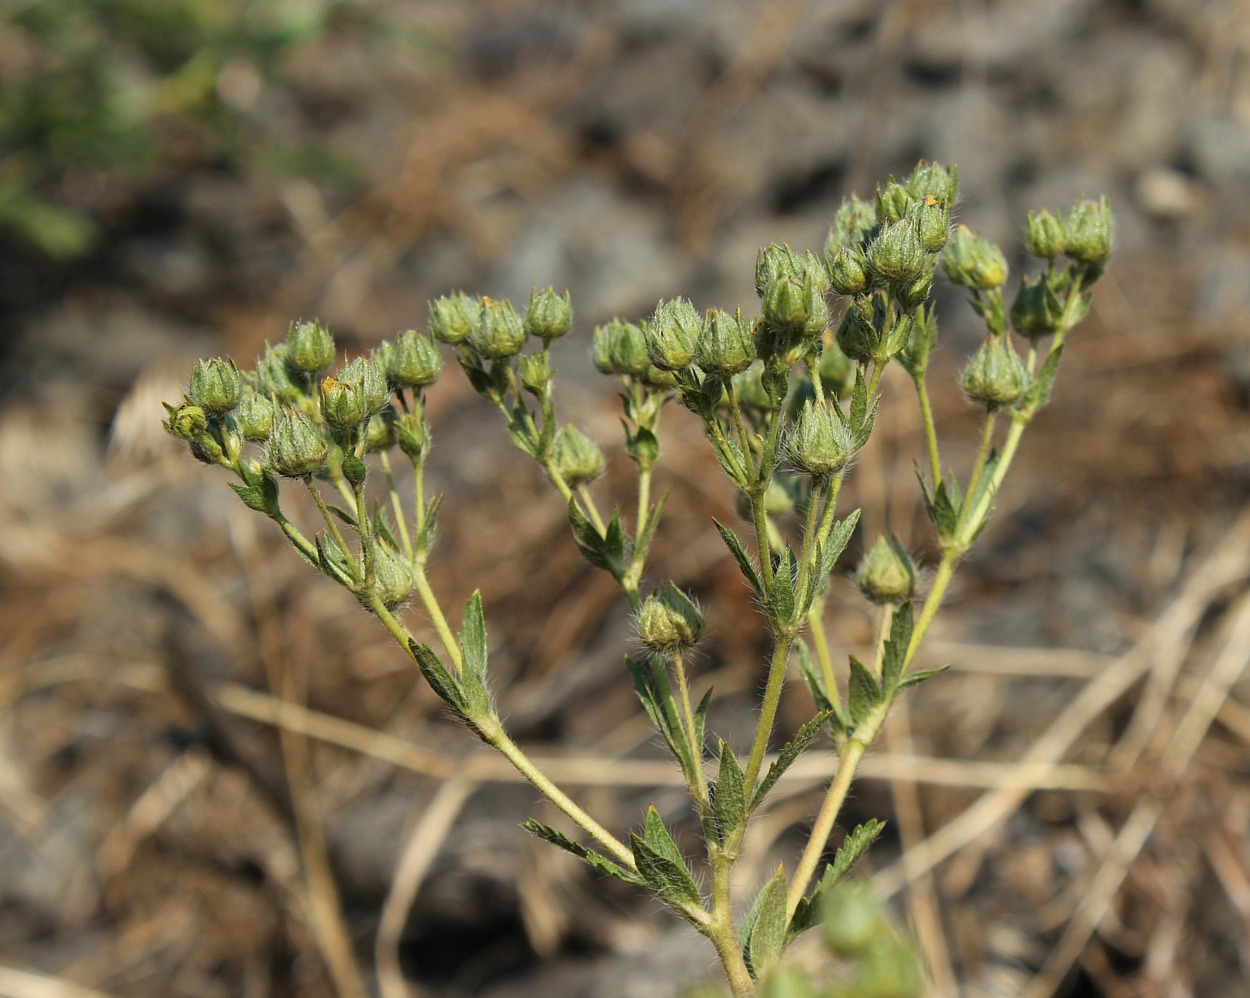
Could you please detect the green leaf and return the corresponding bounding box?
[409,641,469,722]
[880,602,914,693]
[818,509,861,580]
[567,497,611,573]
[747,866,789,978]
[521,820,642,885]
[460,591,488,683]
[634,490,669,566]
[643,806,687,869]
[602,506,630,578]
[847,656,882,728]
[714,518,763,597]
[789,819,885,937]
[626,657,689,774]
[693,688,711,764]
[714,741,746,843]
[767,545,797,625]
[751,709,836,812]
[228,482,266,514]
[323,502,359,528]
[630,830,703,912]
[897,664,951,691]
[1022,342,1064,414]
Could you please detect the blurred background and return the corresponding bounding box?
[3,0,1250,995]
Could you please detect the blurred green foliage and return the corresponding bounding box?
[0,0,352,258]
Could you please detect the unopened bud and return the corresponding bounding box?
[1064,196,1113,264]
[524,287,573,341]
[875,180,914,225]
[163,401,208,441]
[593,319,651,377]
[428,293,479,345]
[867,219,928,285]
[471,297,527,359]
[286,320,335,374]
[340,355,391,415]
[252,343,304,405]
[907,160,958,205]
[394,409,429,460]
[856,535,918,605]
[697,307,756,375]
[961,337,1029,408]
[367,540,415,610]
[647,298,700,371]
[826,246,870,296]
[786,399,854,479]
[265,408,329,477]
[1025,209,1067,259]
[377,331,442,389]
[1009,275,1066,340]
[637,583,704,652]
[320,376,367,430]
[940,226,1008,290]
[827,196,879,252]
[822,880,886,957]
[234,391,275,441]
[363,410,396,453]
[552,425,605,486]
[187,357,242,415]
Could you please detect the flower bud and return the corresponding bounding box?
[552,425,605,486]
[428,293,479,345]
[286,320,335,374]
[856,535,918,605]
[637,583,704,652]
[367,540,415,610]
[822,880,886,957]
[468,297,526,359]
[1009,275,1066,340]
[1064,196,1113,264]
[394,409,429,460]
[377,331,442,389]
[867,220,927,285]
[339,355,391,415]
[874,180,914,225]
[187,357,242,415]
[827,195,878,252]
[895,270,934,310]
[647,298,700,371]
[817,336,855,394]
[320,376,367,430]
[786,399,854,479]
[856,936,924,998]
[913,193,951,253]
[696,307,755,375]
[265,407,329,477]
[592,319,650,376]
[163,401,208,441]
[961,337,1029,408]
[364,410,396,453]
[940,225,1008,290]
[755,244,801,297]
[518,352,552,394]
[252,343,304,405]
[763,274,814,333]
[730,363,776,412]
[524,287,573,341]
[835,298,878,365]
[906,160,958,205]
[826,246,870,296]
[234,390,275,441]
[1025,209,1067,259]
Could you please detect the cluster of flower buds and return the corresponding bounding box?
[427,287,573,358]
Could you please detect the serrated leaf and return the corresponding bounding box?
[409,641,468,721]
[1022,342,1064,413]
[626,657,688,772]
[881,602,915,693]
[693,688,711,763]
[228,482,267,513]
[789,819,886,938]
[630,832,703,911]
[850,395,880,450]
[460,591,488,682]
[415,493,443,554]
[520,820,642,885]
[818,509,861,580]
[568,497,611,572]
[602,506,629,577]
[847,656,882,727]
[714,742,746,842]
[643,806,687,869]
[751,709,836,812]
[849,367,869,429]
[897,664,951,691]
[767,545,797,625]
[747,866,789,978]
[714,518,763,597]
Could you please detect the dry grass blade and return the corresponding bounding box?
[0,966,115,998]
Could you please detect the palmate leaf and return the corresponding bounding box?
[521,820,642,886]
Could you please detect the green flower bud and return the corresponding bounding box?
[637,583,704,652]
[763,274,813,333]
[377,331,442,389]
[265,407,329,477]
[286,320,335,374]
[1009,275,1066,340]
[593,319,651,377]
[163,401,208,441]
[961,337,1029,408]
[1064,195,1113,264]
[817,336,855,394]
[826,246,870,296]
[737,474,798,521]
[252,343,304,405]
[906,160,958,205]
[647,298,700,371]
[895,270,934,309]
[234,390,275,441]
[912,193,951,253]
[363,410,396,453]
[339,355,391,415]
[755,243,800,297]
[552,424,605,487]
[835,298,878,364]
[827,195,879,252]
[786,399,854,479]
[856,937,925,998]
[875,179,914,225]
[856,535,918,605]
[518,351,552,394]
[940,225,1008,290]
[640,364,679,389]
[187,357,242,415]
[1025,209,1067,259]
[367,540,415,611]
[320,375,368,430]
[428,293,480,345]
[822,880,886,957]
[394,409,429,460]
[470,297,526,359]
[696,307,755,375]
[867,220,927,285]
[730,363,777,412]
[524,287,573,341]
